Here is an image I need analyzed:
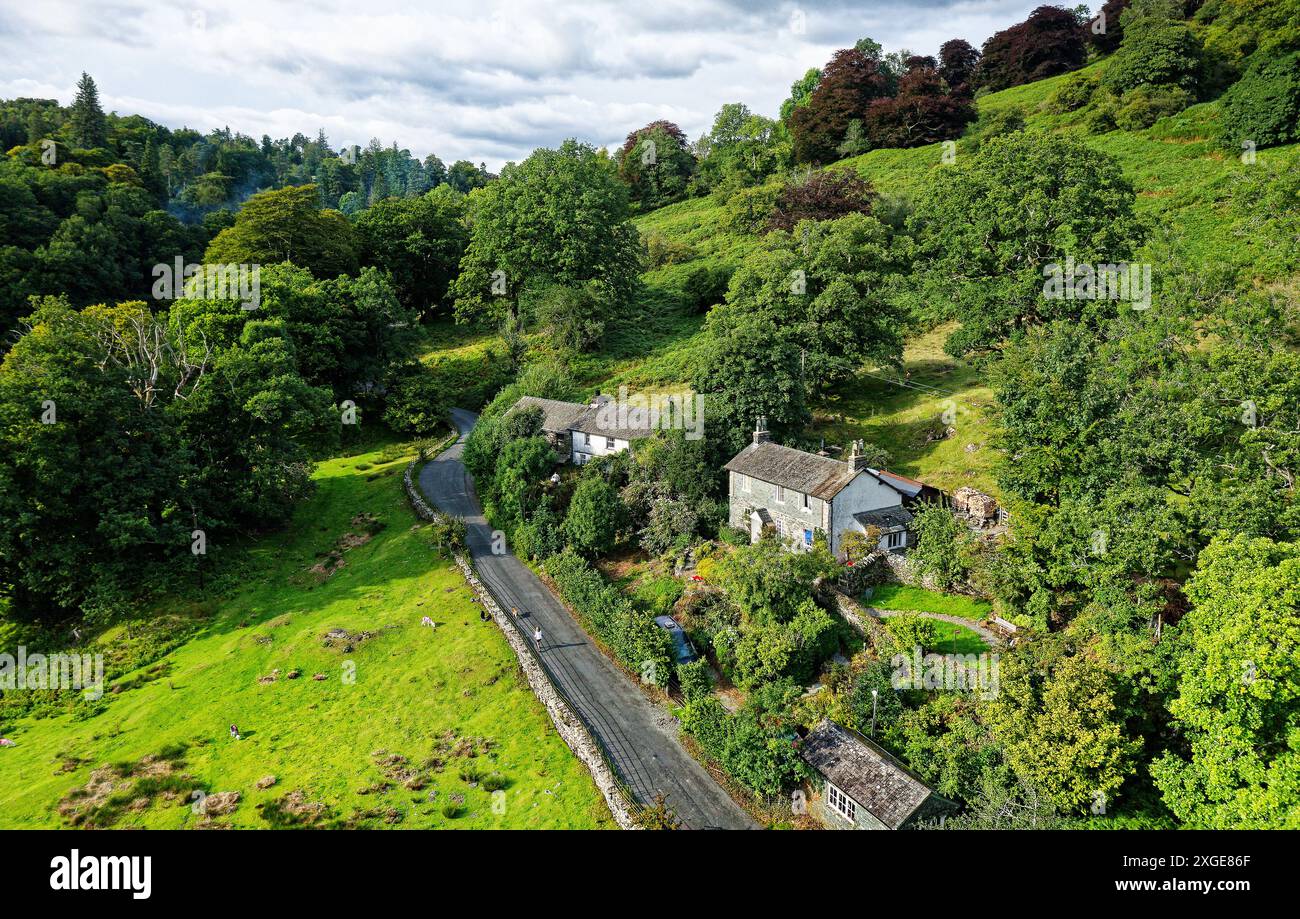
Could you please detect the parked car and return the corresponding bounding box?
[653,615,698,664]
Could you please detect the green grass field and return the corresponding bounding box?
[868,585,992,622]
[0,445,613,829]
[927,620,991,656]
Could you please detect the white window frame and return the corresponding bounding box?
[604,436,616,450]
[738,473,751,492]
[826,783,856,822]
[886,530,904,549]
[775,485,785,504]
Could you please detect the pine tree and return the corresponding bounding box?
[69,72,107,149]
[140,137,165,200]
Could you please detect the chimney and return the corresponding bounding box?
[752,415,772,447]
[847,439,869,471]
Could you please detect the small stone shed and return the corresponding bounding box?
[800,720,952,830]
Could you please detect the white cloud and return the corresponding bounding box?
[0,0,1045,168]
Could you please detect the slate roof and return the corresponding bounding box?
[509,395,658,443]
[853,507,914,532]
[724,442,863,501]
[569,395,658,441]
[510,397,592,435]
[870,469,925,499]
[801,720,938,829]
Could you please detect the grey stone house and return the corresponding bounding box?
[800,720,951,830]
[724,419,918,556]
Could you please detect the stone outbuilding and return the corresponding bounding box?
[800,720,952,830]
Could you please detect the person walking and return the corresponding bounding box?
[533,626,543,650]
[229,724,241,740]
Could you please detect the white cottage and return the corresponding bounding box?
[508,394,654,465]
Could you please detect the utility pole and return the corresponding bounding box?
[870,688,879,737]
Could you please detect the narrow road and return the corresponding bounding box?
[419,408,755,830]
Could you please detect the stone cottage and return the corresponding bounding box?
[724,419,922,556]
[800,720,951,830]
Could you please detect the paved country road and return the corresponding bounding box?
[419,408,756,830]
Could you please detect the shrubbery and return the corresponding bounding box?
[544,549,674,684]
[1045,71,1099,113]
[908,505,972,589]
[1218,43,1300,152]
[679,682,807,797]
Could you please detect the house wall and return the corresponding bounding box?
[728,470,828,549]
[812,780,887,830]
[829,473,905,555]
[570,429,631,465]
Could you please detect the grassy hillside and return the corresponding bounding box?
[0,444,613,829]
[413,45,1298,497]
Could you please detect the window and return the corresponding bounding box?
[775,485,785,503]
[826,783,856,822]
[803,529,813,548]
[737,473,750,492]
[886,530,904,549]
[605,436,615,450]
[801,492,810,511]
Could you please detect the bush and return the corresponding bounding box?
[523,281,610,354]
[679,685,806,797]
[1101,16,1201,96]
[1218,44,1300,152]
[681,264,733,314]
[767,169,875,232]
[562,472,626,558]
[644,232,696,268]
[634,575,684,616]
[513,498,563,561]
[722,183,780,234]
[1045,71,1099,113]
[677,658,711,702]
[909,504,972,589]
[544,549,675,683]
[884,613,940,654]
[1113,84,1194,130]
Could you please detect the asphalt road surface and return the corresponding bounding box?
[418,408,755,830]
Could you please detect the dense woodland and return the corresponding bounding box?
[3,0,1300,828]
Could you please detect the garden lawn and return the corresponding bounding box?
[868,584,992,622]
[928,620,991,656]
[0,445,613,829]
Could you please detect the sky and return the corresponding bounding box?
[0,0,1046,169]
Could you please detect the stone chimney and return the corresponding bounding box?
[847,439,870,471]
[752,416,772,447]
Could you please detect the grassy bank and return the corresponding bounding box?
[0,445,613,829]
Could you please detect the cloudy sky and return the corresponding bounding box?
[0,0,1045,168]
